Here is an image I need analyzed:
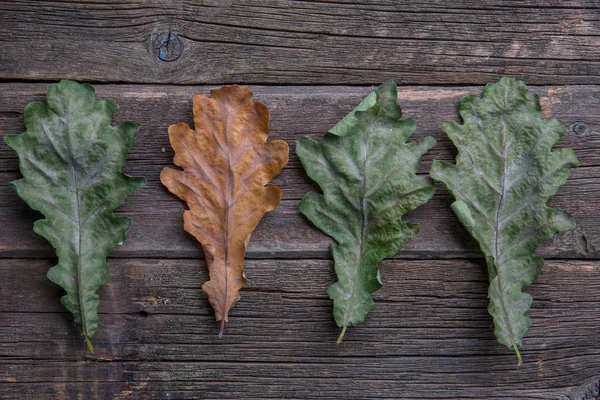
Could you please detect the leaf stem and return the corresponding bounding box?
[515,345,522,367]
[218,319,226,338]
[336,325,347,344]
[84,334,94,353]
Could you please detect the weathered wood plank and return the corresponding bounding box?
[2,85,598,168]
[1,258,599,399]
[0,365,597,400]
[1,1,600,84]
[0,84,596,259]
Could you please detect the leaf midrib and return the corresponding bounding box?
[340,112,379,328]
[63,108,89,342]
[491,87,520,357]
[73,166,87,339]
[219,93,255,326]
[223,98,232,327]
[218,95,261,327]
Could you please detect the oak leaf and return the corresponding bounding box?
[430,77,579,365]
[296,81,436,342]
[161,85,289,336]
[4,80,146,352]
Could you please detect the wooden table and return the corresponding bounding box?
[1,1,600,399]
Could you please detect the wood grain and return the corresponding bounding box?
[1,258,600,399]
[0,84,597,259]
[3,2,600,395]
[1,1,600,85]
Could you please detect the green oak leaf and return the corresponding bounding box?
[296,81,436,342]
[4,80,146,352]
[430,77,579,366]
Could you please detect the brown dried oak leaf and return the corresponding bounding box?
[161,86,289,336]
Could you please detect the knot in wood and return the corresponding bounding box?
[574,122,587,136]
[151,32,183,62]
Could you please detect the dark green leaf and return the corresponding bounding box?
[296,81,436,342]
[430,77,579,365]
[4,80,146,352]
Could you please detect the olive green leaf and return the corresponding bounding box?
[296,81,436,342]
[4,80,146,352]
[430,77,579,366]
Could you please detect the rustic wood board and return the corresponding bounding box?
[2,1,600,398]
[1,1,600,85]
[0,84,598,260]
[1,259,600,399]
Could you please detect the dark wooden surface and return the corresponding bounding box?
[1,1,600,399]
[2,1,600,85]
